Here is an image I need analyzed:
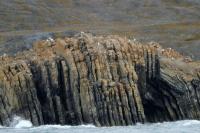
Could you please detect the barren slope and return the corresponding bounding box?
[0,0,200,59]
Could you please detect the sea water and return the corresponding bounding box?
[0,117,200,133]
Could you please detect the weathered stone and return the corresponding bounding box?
[0,33,200,126]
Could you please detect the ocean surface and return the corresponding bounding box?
[0,117,200,133]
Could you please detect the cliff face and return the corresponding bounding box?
[0,33,200,126]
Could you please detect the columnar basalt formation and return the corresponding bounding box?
[0,33,200,126]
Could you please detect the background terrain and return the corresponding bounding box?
[0,0,200,59]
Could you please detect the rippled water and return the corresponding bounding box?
[0,117,200,133]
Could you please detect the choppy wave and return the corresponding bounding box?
[0,117,200,133]
[9,116,33,128]
[31,124,96,130]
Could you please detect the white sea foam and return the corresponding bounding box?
[31,124,71,130]
[31,124,96,130]
[79,124,96,128]
[9,116,32,128]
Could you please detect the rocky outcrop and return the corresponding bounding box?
[0,33,200,126]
